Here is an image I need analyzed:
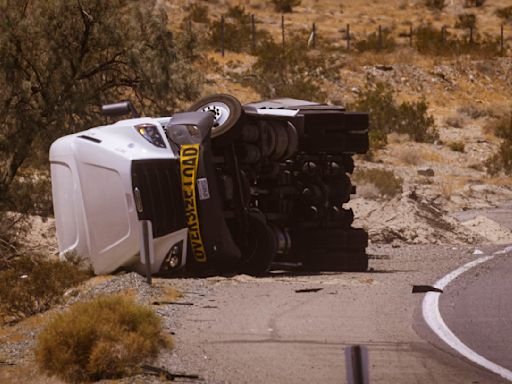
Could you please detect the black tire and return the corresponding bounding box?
[240,213,277,276]
[187,94,243,140]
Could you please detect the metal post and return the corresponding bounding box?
[409,25,413,47]
[141,220,152,285]
[345,345,369,384]
[281,15,285,49]
[378,25,382,50]
[251,14,256,53]
[441,26,445,46]
[469,26,473,44]
[311,22,316,48]
[501,24,504,55]
[221,15,225,57]
[347,24,351,50]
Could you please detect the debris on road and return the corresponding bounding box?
[412,285,443,293]
[295,288,324,293]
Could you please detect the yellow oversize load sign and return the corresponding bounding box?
[180,144,207,263]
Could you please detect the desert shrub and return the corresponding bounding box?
[455,13,477,30]
[183,3,209,23]
[398,147,422,165]
[396,100,438,142]
[485,112,512,175]
[36,295,169,383]
[352,168,403,199]
[0,0,203,204]
[444,115,464,128]
[448,141,465,152]
[414,23,499,56]
[496,6,512,23]
[425,0,445,11]
[355,28,396,52]
[415,24,456,54]
[349,83,437,150]
[209,5,272,53]
[0,255,90,323]
[271,0,301,13]
[243,35,339,100]
[457,104,487,119]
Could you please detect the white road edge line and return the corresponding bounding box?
[422,247,512,382]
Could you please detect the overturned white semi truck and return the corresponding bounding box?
[50,95,369,276]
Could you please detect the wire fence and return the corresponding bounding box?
[214,14,510,57]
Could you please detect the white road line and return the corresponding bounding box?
[422,247,512,382]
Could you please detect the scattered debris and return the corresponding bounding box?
[142,364,201,381]
[412,285,443,293]
[375,64,393,71]
[295,288,323,293]
[417,167,435,177]
[151,301,194,306]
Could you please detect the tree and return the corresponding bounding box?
[0,0,202,201]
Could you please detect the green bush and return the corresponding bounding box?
[271,0,301,13]
[354,28,396,52]
[414,23,499,56]
[486,113,512,175]
[36,295,169,383]
[349,83,437,150]
[352,168,403,199]
[209,6,272,53]
[0,255,90,323]
[243,35,339,100]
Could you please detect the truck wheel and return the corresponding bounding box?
[240,213,277,276]
[187,94,243,139]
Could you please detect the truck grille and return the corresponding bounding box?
[131,159,186,238]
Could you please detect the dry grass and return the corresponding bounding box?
[352,168,403,199]
[396,146,422,165]
[419,148,446,163]
[35,295,170,383]
[440,176,467,199]
[0,255,90,324]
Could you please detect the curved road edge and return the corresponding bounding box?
[422,245,512,382]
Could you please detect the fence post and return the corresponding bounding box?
[441,26,446,46]
[469,26,473,44]
[409,25,413,47]
[281,15,285,49]
[501,24,504,55]
[251,14,256,53]
[221,15,225,57]
[378,25,382,50]
[311,22,316,48]
[347,23,351,50]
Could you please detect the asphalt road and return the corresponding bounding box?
[159,244,510,384]
[438,250,512,375]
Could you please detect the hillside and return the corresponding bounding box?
[162,0,512,245]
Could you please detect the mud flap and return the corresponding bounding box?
[166,112,241,272]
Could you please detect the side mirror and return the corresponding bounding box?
[101,100,140,118]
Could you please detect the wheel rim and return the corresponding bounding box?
[198,101,231,135]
